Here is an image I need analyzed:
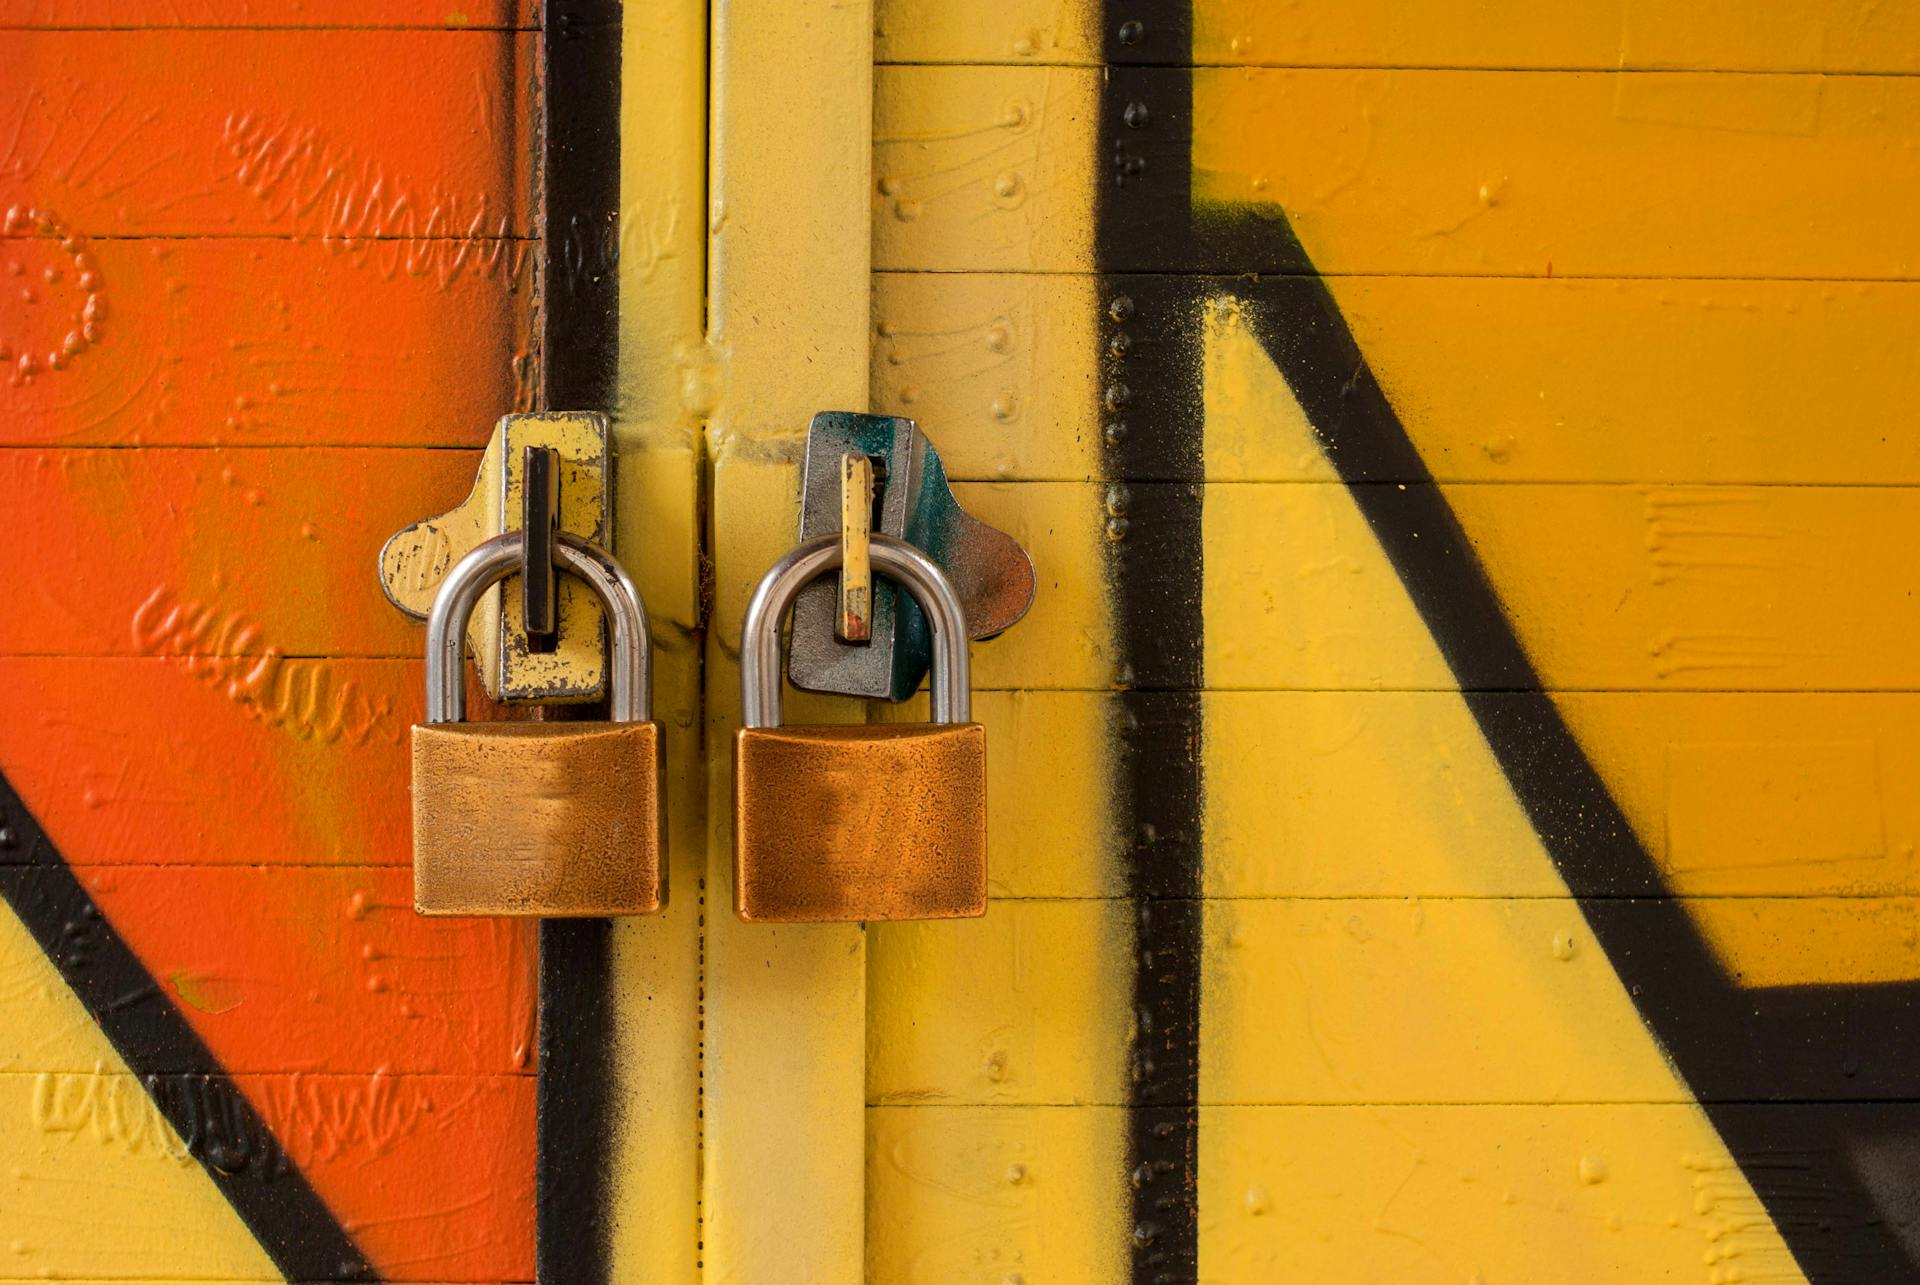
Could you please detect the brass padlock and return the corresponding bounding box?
[412,532,664,917]
[734,533,986,922]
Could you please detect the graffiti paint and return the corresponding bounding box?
[8,0,1920,1280]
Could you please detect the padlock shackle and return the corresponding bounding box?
[741,534,969,729]
[425,532,651,724]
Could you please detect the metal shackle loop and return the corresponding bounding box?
[424,532,651,724]
[740,534,970,729]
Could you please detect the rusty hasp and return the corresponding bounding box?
[789,412,1035,701]
[378,411,613,702]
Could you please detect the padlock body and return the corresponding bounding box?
[733,722,986,922]
[413,721,664,917]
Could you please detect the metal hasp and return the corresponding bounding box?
[521,446,561,648]
[789,412,1036,701]
[377,411,613,702]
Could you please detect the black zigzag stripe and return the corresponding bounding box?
[0,771,374,1280]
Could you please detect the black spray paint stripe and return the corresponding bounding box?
[536,4,622,1284]
[1082,20,1920,1269]
[1229,251,1920,1276]
[0,773,375,1281]
[1103,5,1205,1283]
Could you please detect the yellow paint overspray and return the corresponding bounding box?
[1195,299,1803,1280]
[702,0,875,1277]
[876,0,1100,66]
[869,1104,1128,1284]
[0,903,279,1280]
[869,902,1132,1108]
[867,905,1131,1281]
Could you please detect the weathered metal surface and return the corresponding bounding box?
[700,0,875,1273]
[0,21,540,1281]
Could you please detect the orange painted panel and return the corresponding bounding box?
[0,16,539,1280]
[2,238,530,446]
[226,1071,534,1282]
[0,1,536,25]
[78,864,534,1077]
[0,30,535,238]
[0,446,481,657]
[0,656,414,866]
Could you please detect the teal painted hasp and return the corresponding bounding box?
[788,412,1036,701]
